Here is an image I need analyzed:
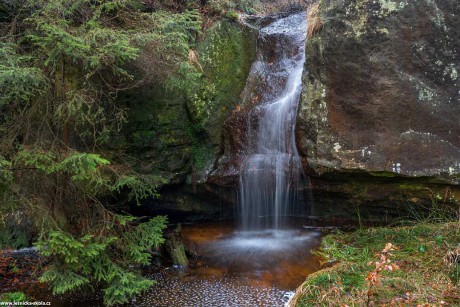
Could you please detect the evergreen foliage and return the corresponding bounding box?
[0,43,48,108]
[0,292,27,302]
[0,0,200,304]
[35,216,166,305]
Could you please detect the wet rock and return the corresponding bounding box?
[118,18,257,220]
[130,183,236,223]
[120,19,256,186]
[307,170,459,222]
[211,13,308,188]
[163,225,188,266]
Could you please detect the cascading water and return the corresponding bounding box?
[238,12,311,231]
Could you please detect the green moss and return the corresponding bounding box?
[120,19,257,182]
[398,183,424,190]
[190,144,214,172]
[164,225,188,266]
[225,10,239,21]
[197,20,256,144]
[369,171,398,178]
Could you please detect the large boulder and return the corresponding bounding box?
[296,0,460,217]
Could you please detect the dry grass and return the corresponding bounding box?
[253,0,307,15]
[306,2,323,39]
[289,222,460,306]
[444,248,460,268]
[188,49,203,72]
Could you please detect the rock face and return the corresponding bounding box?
[295,0,460,218]
[122,20,256,184]
[298,0,459,180]
[210,12,309,186]
[119,19,256,220]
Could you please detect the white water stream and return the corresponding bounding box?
[238,12,312,231]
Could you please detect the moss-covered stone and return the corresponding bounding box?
[117,19,257,218]
[120,19,256,185]
[196,20,257,147]
[309,170,460,222]
[164,225,188,266]
[121,83,192,184]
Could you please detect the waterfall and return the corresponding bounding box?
[238,12,311,231]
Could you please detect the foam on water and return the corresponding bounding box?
[25,221,322,307]
[211,230,317,251]
[140,270,291,307]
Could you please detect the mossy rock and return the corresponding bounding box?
[119,19,257,186]
[164,225,188,266]
[196,20,257,146]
